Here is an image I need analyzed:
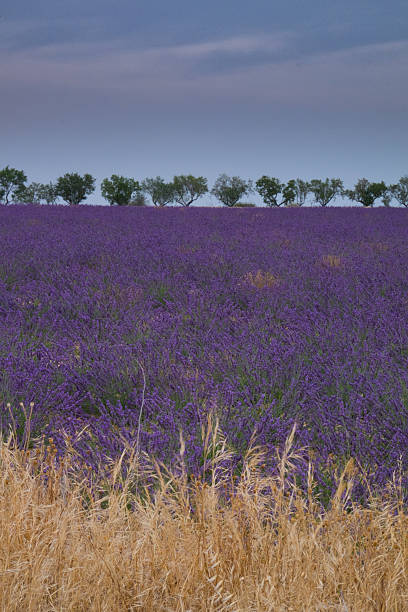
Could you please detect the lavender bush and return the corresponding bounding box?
[1,205,408,503]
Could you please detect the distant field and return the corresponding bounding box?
[1,205,408,503]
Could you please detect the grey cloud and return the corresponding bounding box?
[1,0,407,61]
[170,33,297,76]
[1,34,407,115]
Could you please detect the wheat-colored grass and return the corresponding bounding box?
[0,420,407,611]
[321,254,343,268]
[242,270,280,289]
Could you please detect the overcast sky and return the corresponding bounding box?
[1,0,407,205]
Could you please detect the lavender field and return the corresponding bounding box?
[1,205,408,503]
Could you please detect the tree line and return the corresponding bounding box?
[0,166,407,208]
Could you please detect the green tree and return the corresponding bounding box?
[282,180,297,206]
[172,174,208,207]
[390,176,408,207]
[291,178,310,206]
[17,182,43,204]
[101,175,141,206]
[129,192,147,206]
[16,182,59,205]
[39,182,59,205]
[211,174,253,207]
[141,177,175,207]
[55,172,95,206]
[0,166,27,204]
[381,187,393,207]
[345,178,387,207]
[309,178,343,207]
[255,176,285,207]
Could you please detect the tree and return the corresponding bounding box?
[291,178,310,206]
[15,181,59,205]
[282,180,297,206]
[390,176,408,207]
[16,181,59,205]
[381,187,393,207]
[172,174,208,207]
[255,176,285,207]
[345,178,387,207]
[16,182,43,204]
[101,175,141,206]
[141,177,175,207]
[39,182,59,205]
[129,192,147,206]
[211,174,253,207]
[0,166,27,204]
[309,178,343,207]
[55,172,95,206]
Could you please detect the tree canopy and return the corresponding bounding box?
[345,179,388,207]
[211,174,252,207]
[255,176,285,207]
[390,176,408,207]
[172,175,208,207]
[55,173,95,206]
[141,177,175,207]
[0,166,27,204]
[101,175,141,206]
[309,178,343,207]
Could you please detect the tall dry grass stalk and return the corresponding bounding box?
[0,419,407,611]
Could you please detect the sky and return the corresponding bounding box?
[1,0,407,205]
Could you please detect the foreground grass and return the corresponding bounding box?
[1,426,407,611]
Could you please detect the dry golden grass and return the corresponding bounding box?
[1,422,407,611]
[358,240,390,254]
[321,254,343,268]
[242,270,280,289]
